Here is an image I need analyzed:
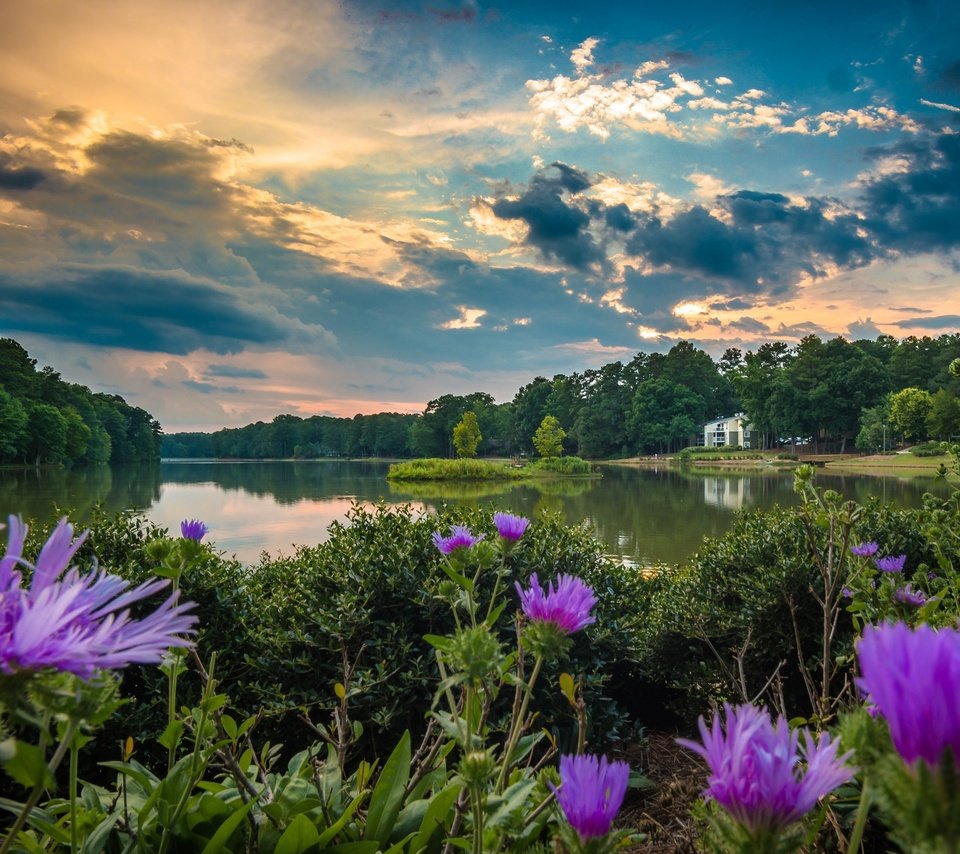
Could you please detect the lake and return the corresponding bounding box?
[0,459,953,567]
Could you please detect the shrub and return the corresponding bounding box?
[387,458,524,480]
[909,441,947,457]
[526,455,594,475]
[630,495,950,724]
[49,504,644,763]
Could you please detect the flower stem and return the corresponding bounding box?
[495,653,543,793]
[0,720,80,854]
[845,778,870,854]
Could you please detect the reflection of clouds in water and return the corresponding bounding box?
[153,482,430,563]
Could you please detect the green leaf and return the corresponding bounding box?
[408,782,461,853]
[439,562,473,593]
[315,791,368,847]
[199,795,256,854]
[558,672,576,706]
[334,682,347,701]
[156,720,185,752]
[423,634,454,652]
[82,812,121,853]
[0,738,54,789]
[221,713,238,741]
[276,813,321,854]
[363,730,411,846]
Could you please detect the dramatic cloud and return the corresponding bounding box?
[527,38,920,142]
[490,162,605,270]
[891,314,960,329]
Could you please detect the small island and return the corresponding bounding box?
[386,413,597,480]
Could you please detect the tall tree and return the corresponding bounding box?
[532,415,566,458]
[889,387,933,442]
[452,411,482,458]
[627,378,705,454]
[926,389,960,440]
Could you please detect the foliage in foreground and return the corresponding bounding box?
[1,510,645,853]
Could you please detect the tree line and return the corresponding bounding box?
[163,333,960,460]
[0,339,161,465]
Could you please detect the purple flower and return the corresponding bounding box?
[553,753,629,840]
[1,516,197,681]
[432,525,483,555]
[894,584,926,607]
[180,519,209,542]
[857,623,960,767]
[515,573,596,634]
[678,704,855,834]
[851,542,879,558]
[841,587,854,600]
[493,512,529,542]
[875,554,907,573]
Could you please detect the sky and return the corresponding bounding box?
[1,0,959,432]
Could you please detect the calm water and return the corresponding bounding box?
[0,460,953,567]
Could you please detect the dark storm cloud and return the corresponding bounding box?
[602,202,636,232]
[206,364,268,379]
[891,314,960,329]
[491,162,605,270]
[860,131,960,254]
[848,318,884,339]
[729,317,772,334]
[182,379,242,393]
[0,155,45,190]
[709,297,755,311]
[0,267,302,354]
[625,189,875,291]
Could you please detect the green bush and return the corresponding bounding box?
[909,441,947,457]
[526,455,594,475]
[48,504,644,765]
[630,496,953,724]
[386,457,524,480]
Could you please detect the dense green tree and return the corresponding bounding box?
[511,377,552,453]
[889,387,933,443]
[926,389,960,440]
[532,415,566,458]
[62,406,92,461]
[574,363,631,458]
[856,402,894,453]
[732,341,792,449]
[627,378,705,454]
[27,403,67,464]
[452,411,482,458]
[0,338,38,398]
[0,388,28,461]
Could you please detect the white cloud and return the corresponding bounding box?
[715,76,733,86]
[920,98,960,113]
[439,306,486,329]
[570,37,600,73]
[686,172,734,202]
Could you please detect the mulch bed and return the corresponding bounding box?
[617,731,707,853]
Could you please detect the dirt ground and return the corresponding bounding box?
[617,731,706,853]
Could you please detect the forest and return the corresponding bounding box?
[163,333,960,460]
[0,338,161,465]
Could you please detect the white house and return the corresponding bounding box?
[700,413,754,448]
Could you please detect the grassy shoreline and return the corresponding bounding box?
[387,455,597,481]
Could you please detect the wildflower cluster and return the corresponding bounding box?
[843,540,935,627]
[430,512,631,851]
[679,704,854,849]
[0,516,196,683]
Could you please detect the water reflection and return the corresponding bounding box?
[0,460,952,568]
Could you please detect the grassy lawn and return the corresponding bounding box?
[824,451,950,475]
